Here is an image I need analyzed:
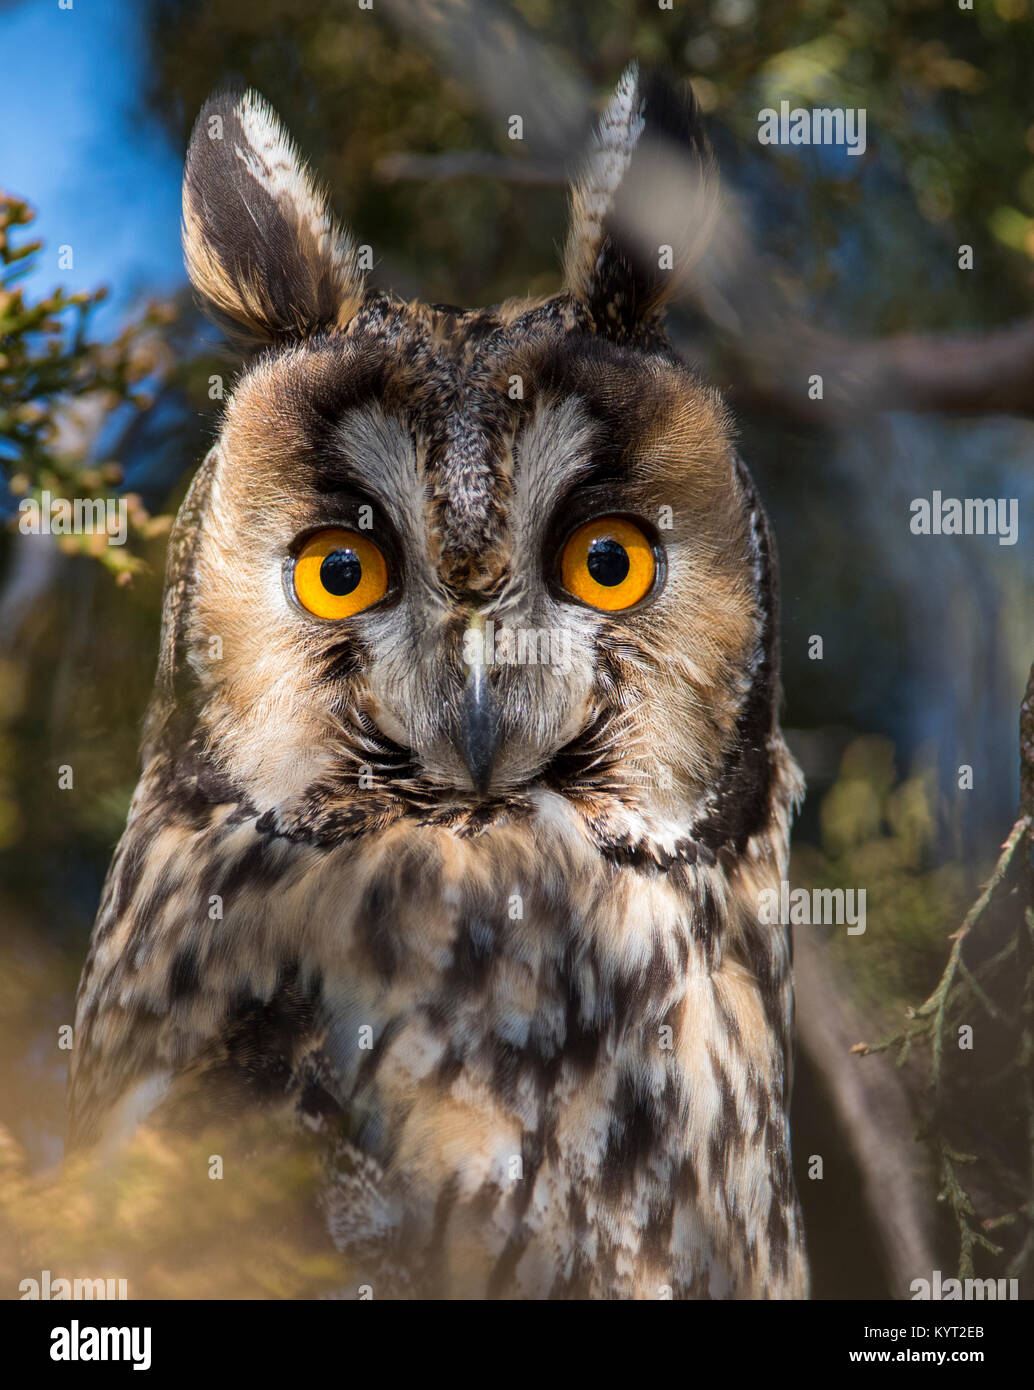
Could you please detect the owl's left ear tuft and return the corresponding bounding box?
[563,64,717,338]
[182,89,365,346]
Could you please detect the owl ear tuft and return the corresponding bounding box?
[563,64,717,338]
[182,89,364,346]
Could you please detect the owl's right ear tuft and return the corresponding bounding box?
[563,64,717,339]
[182,90,364,346]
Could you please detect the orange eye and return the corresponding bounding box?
[560,516,657,611]
[292,528,388,619]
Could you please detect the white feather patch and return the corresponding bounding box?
[231,89,355,276]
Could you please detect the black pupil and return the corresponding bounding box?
[320,548,362,596]
[587,537,630,587]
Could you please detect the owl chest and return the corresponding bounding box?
[299,843,793,1297]
[103,808,797,1295]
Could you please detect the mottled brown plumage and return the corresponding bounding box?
[70,67,807,1298]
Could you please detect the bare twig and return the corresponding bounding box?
[715,316,1034,421]
[853,653,1034,1280]
[855,816,1029,1068]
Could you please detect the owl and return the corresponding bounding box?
[69,66,808,1299]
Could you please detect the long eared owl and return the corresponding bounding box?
[70,66,808,1299]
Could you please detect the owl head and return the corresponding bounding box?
[154,67,793,866]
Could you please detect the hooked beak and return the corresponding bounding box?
[458,661,502,797]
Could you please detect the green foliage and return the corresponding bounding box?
[0,1113,346,1299]
[797,736,975,1027]
[0,192,188,935]
[1,193,176,578]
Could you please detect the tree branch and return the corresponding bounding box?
[717,316,1034,421]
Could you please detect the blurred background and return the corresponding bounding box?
[2,0,1034,1299]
